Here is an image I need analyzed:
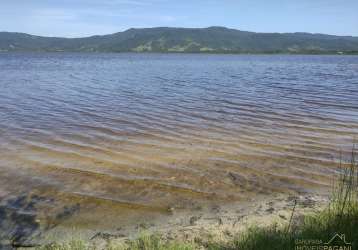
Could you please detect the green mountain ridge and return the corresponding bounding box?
[1,26,358,54]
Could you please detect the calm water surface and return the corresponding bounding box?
[0,53,358,229]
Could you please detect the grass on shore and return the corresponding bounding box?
[37,149,358,250]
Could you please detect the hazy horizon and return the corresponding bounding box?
[1,0,358,38]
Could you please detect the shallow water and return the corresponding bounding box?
[0,53,358,231]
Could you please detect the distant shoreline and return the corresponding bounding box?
[1,27,358,54]
[1,51,358,55]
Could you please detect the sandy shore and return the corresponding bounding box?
[31,191,329,248]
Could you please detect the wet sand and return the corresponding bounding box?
[0,191,329,247]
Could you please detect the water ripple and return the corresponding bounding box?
[0,53,357,219]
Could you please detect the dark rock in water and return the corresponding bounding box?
[266,207,275,213]
[0,195,42,247]
[0,193,81,248]
[91,232,126,240]
[189,216,201,226]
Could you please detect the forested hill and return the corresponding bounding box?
[1,27,358,54]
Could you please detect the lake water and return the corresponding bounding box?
[0,53,358,232]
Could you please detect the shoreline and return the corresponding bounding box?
[1,51,358,55]
[33,191,330,248]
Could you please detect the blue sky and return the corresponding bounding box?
[1,0,357,37]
